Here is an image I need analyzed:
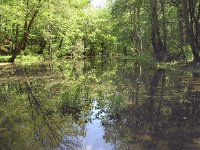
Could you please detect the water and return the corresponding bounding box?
[0,58,200,150]
[82,101,113,150]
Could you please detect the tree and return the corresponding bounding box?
[150,0,165,60]
[9,0,46,62]
[181,0,200,62]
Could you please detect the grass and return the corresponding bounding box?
[0,56,11,62]
[0,55,43,65]
[15,55,43,65]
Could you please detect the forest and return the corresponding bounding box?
[0,0,199,63]
[1,0,200,150]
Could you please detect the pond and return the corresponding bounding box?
[0,58,200,150]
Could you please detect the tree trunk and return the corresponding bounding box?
[49,38,53,59]
[0,15,2,35]
[151,0,165,60]
[160,0,167,51]
[9,9,39,62]
[137,7,143,53]
[58,38,63,50]
[131,6,142,55]
[182,0,200,62]
[148,69,166,124]
[9,0,45,62]
[177,7,186,61]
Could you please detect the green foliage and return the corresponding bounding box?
[0,0,199,62]
[61,87,83,108]
[0,56,10,62]
[15,55,43,65]
[97,91,127,115]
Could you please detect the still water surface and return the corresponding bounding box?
[0,58,200,150]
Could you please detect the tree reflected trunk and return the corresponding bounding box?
[148,69,166,132]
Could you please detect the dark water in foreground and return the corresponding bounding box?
[0,58,200,150]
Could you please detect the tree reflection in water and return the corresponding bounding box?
[0,63,92,150]
[99,66,200,150]
[1,60,200,150]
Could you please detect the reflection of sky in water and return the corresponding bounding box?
[59,101,113,150]
[82,101,113,150]
[83,119,113,150]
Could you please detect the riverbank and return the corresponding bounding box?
[0,54,200,73]
[0,55,43,65]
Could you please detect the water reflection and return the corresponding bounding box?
[99,65,200,150]
[0,63,91,150]
[0,59,200,150]
[82,102,113,150]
